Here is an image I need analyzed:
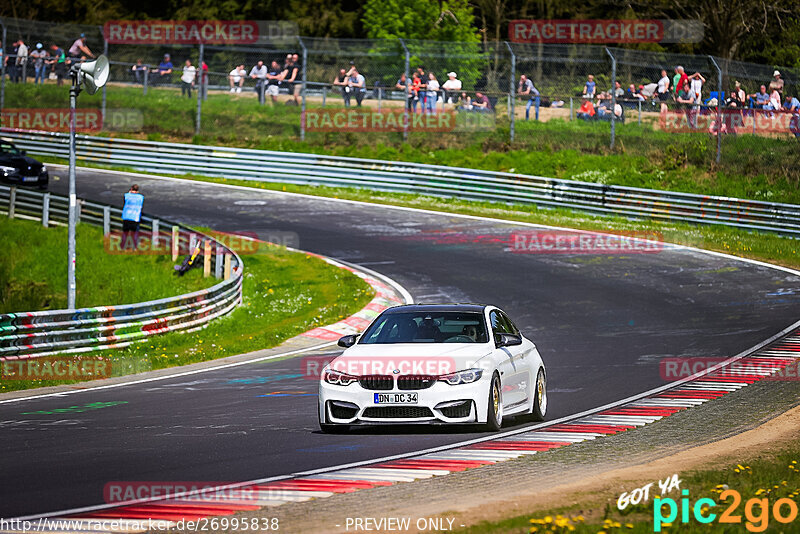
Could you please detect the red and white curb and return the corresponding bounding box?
[9,328,799,533]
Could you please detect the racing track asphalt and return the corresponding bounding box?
[2,167,800,517]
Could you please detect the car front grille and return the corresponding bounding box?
[358,375,394,390]
[362,406,434,419]
[397,375,436,390]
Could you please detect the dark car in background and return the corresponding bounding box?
[0,138,49,189]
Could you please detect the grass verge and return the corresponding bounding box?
[453,443,800,533]
[1,240,374,393]
[6,83,799,202]
[0,216,212,312]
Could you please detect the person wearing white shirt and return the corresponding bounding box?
[442,72,462,104]
[426,72,440,114]
[180,60,196,98]
[229,64,246,93]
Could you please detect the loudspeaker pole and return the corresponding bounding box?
[67,66,82,310]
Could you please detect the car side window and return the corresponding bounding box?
[499,312,519,335]
[489,310,508,335]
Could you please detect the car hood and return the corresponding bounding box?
[331,343,492,376]
[0,155,42,170]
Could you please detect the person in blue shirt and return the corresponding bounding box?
[121,184,144,249]
[150,54,173,86]
[583,74,596,99]
[518,74,540,121]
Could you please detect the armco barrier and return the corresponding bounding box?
[0,184,243,359]
[4,130,800,237]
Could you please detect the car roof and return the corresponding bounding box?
[383,304,487,314]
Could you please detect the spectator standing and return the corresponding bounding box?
[583,74,596,99]
[426,72,439,114]
[517,74,540,121]
[249,60,268,104]
[688,72,705,104]
[121,184,144,249]
[266,60,284,105]
[47,44,67,86]
[30,43,47,84]
[333,68,348,105]
[131,59,147,84]
[657,69,670,101]
[15,39,28,83]
[151,54,173,85]
[180,59,196,98]
[228,64,246,93]
[7,41,18,83]
[415,66,427,109]
[346,67,366,107]
[287,53,302,105]
[673,66,688,96]
[68,34,94,59]
[395,73,413,110]
[769,70,784,98]
[442,72,462,104]
[200,60,209,99]
[410,72,422,112]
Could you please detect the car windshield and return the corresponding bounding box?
[360,311,489,344]
[0,141,21,155]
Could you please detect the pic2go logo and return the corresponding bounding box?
[654,489,799,532]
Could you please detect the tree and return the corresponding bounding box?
[362,0,479,42]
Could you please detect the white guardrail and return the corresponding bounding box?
[4,130,800,237]
[0,183,243,359]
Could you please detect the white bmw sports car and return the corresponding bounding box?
[318,304,547,432]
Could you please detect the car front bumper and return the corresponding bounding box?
[318,376,491,425]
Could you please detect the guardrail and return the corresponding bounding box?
[3,130,800,237]
[0,184,243,359]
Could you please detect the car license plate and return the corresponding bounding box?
[374,393,418,404]
[23,176,38,182]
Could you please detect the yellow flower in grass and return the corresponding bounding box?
[625,524,634,529]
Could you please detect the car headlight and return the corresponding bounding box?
[439,368,483,385]
[323,368,358,386]
[0,166,15,175]
[41,165,47,173]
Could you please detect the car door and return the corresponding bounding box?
[489,310,527,410]
[500,311,534,406]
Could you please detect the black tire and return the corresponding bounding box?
[483,373,503,431]
[531,368,547,421]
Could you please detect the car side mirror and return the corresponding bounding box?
[337,334,359,348]
[495,333,522,348]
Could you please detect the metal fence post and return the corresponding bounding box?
[103,205,110,235]
[709,55,723,164]
[1,23,6,116]
[606,47,616,149]
[195,43,204,136]
[42,192,49,227]
[101,33,108,128]
[638,100,642,126]
[399,39,410,142]
[143,68,148,95]
[569,97,573,120]
[8,186,15,219]
[152,218,159,248]
[505,41,515,142]
[299,37,307,141]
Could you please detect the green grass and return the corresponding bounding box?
[452,445,800,533]
[0,239,374,392]
[0,216,213,312]
[5,83,799,204]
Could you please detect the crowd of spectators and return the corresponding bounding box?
[1,33,95,85]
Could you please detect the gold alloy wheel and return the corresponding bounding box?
[492,380,500,416]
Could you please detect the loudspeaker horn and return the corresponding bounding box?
[79,55,110,95]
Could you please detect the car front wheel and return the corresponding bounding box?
[531,368,547,421]
[483,373,503,431]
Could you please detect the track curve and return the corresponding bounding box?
[2,166,799,518]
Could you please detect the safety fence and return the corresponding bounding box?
[0,16,798,177]
[0,182,243,359]
[4,130,799,238]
